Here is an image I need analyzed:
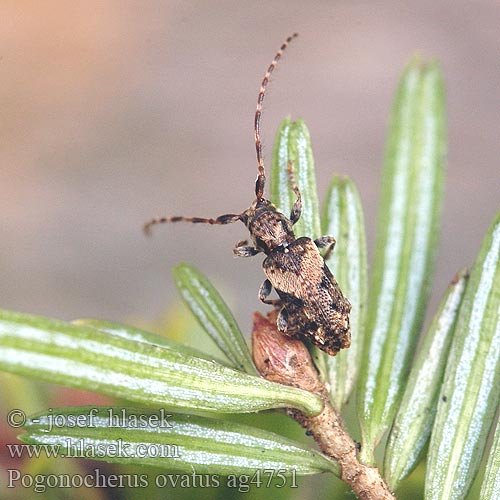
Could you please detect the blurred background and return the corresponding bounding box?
[1,1,499,334]
[1,2,499,499]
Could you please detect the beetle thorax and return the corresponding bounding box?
[243,200,295,254]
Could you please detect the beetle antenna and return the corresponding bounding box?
[254,33,298,200]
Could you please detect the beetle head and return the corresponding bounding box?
[241,199,295,254]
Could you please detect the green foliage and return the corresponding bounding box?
[172,263,257,374]
[21,407,337,475]
[0,309,322,415]
[425,212,500,500]
[271,117,321,239]
[480,415,500,499]
[384,269,468,489]
[357,59,446,464]
[1,55,499,500]
[318,176,368,411]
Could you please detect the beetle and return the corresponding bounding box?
[144,34,351,356]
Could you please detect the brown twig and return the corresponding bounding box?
[252,311,395,500]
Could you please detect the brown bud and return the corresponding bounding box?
[251,311,395,499]
[252,311,324,395]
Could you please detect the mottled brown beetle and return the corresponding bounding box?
[144,34,351,356]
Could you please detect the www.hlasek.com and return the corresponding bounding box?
[8,469,299,493]
[7,440,179,459]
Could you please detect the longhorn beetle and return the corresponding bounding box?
[144,34,351,356]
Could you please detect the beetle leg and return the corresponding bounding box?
[258,279,281,305]
[314,235,336,260]
[233,240,260,257]
[277,306,289,332]
[287,161,302,225]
